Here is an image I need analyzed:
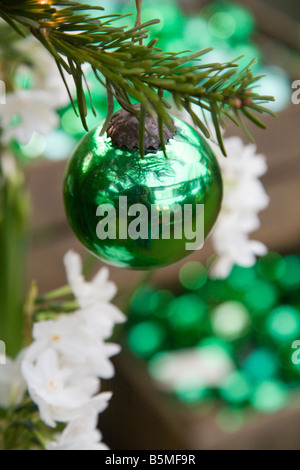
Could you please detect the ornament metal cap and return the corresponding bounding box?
[106,104,175,151]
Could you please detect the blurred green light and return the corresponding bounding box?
[220,371,252,404]
[279,256,300,291]
[79,0,118,16]
[251,380,288,413]
[243,349,278,382]
[230,43,262,71]
[267,305,300,343]
[175,384,208,404]
[44,130,77,161]
[211,301,250,340]
[227,265,256,291]
[61,106,103,137]
[257,252,286,281]
[183,17,212,50]
[149,290,175,318]
[20,132,46,159]
[179,262,207,291]
[15,68,35,90]
[244,280,278,313]
[257,66,291,112]
[61,107,85,136]
[206,2,255,42]
[199,336,233,356]
[128,321,165,358]
[208,12,236,40]
[148,351,177,383]
[168,294,207,330]
[224,4,255,41]
[121,0,182,38]
[130,284,157,316]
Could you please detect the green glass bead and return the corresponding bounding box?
[250,380,288,413]
[243,349,278,382]
[219,371,252,405]
[63,117,223,269]
[127,321,165,358]
[206,1,255,42]
[267,305,300,344]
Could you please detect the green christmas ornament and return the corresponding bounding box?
[63,108,223,269]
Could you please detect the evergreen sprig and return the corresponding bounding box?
[0,0,275,156]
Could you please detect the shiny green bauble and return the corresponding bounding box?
[63,117,223,270]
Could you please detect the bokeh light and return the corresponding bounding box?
[128,321,165,358]
[211,301,250,341]
[267,306,300,343]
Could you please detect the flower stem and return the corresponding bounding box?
[23,281,38,348]
[0,152,30,357]
[36,285,73,303]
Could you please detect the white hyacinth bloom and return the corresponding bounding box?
[0,37,72,145]
[20,250,124,448]
[210,137,269,278]
[0,352,27,409]
[177,106,270,278]
[22,348,100,427]
[29,313,120,373]
[63,250,120,309]
[46,394,111,450]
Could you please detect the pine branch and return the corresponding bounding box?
[0,0,275,156]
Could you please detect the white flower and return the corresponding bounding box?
[22,348,100,427]
[209,137,269,278]
[20,250,124,439]
[64,251,122,313]
[15,38,72,108]
[77,304,125,340]
[210,212,268,278]
[0,37,72,145]
[0,352,27,409]
[176,107,270,278]
[27,310,121,378]
[0,90,59,145]
[46,395,111,450]
[29,315,89,363]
